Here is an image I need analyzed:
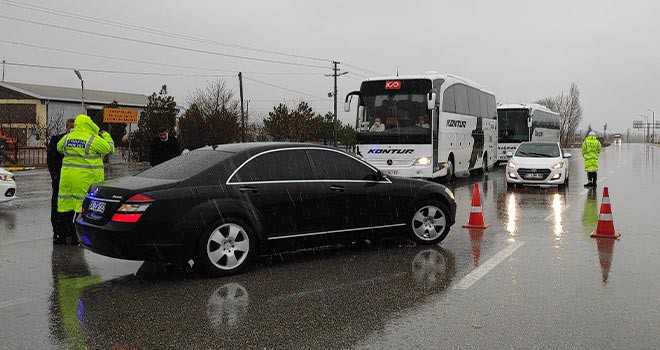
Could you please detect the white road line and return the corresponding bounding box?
[544,204,571,221]
[453,241,525,290]
[608,170,615,174]
[0,297,31,309]
[579,189,589,196]
[616,164,622,169]
[598,176,607,183]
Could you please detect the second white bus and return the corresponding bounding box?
[497,103,560,162]
[345,72,498,180]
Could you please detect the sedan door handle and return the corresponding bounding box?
[239,186,259,194]
[330,185,345,192]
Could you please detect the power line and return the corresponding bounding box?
[0,39,326,76]
[3,61,237,77]
[0,15,330,69]
[342,62,382,76]
[243,76,325,99]
[0,0,333,63]
[250,99,331,102]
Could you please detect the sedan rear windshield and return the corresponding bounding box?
[137,150,233,180]
[515,143,560,158]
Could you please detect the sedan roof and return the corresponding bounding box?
[197,142,341,154]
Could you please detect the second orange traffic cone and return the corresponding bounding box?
[590,187,621,239]
[463,183,490,229]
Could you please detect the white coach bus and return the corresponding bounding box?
[345,72,498,180]
[496,103,560,163]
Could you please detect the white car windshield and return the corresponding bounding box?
[515,143,560,158]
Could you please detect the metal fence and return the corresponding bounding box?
[0,147,47,167]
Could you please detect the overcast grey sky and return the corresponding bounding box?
[1,0,658,133]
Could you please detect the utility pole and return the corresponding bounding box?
[326,61,348,147]
[238,72,245,143]
[649,109,655,143]
[2,59,5,82]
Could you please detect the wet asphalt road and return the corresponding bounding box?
[1,144,659,349]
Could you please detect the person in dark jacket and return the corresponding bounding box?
[149,127,180,166]
[47,118,75,244]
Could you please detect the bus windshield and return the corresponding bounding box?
[498,109,529,143]
[356,79,432,144]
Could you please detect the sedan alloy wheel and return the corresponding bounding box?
[199,220,254,276]
[410,201,450,244]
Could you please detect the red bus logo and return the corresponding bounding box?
[385,80,402,90]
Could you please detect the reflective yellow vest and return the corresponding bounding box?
[581,135,601,172]
[57,114,114,213]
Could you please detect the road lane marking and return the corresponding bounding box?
[453,241,525,290]
[544,204,571,221]
[579,189,589,196]
[598,176,607,183]
[608,170,615,174]
[0,297,31,309]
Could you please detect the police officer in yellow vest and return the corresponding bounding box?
[57,114,115,244]
[581,131,602,187]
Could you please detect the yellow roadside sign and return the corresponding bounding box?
[103,108,139,123]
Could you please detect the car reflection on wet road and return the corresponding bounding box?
[1,144,659,349]
[71,242,455,349]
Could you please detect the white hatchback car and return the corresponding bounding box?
[505,142,571,188]
[0,167,17,203]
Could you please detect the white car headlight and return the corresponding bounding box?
[507,160,517,169]
[0,174,14,182]
[551,162,564,170]
[414,157,432,166]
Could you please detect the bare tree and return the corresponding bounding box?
[183,80,241,146]
[536,83,583,146]
[43,109,67,146]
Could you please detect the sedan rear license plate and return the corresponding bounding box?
[386,170,398,175]
[88,200,106,214]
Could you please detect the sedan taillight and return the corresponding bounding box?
[111,194,154,223]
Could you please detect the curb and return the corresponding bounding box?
[3,166,37,172]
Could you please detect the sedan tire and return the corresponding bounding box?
[410,201,451,245]
[197,218,255,277]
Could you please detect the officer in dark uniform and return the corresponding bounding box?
[47,118,75,244]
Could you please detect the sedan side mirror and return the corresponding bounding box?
[506,151,514,158]
[564,153,572,159]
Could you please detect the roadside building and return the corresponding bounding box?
[0,81,147,147]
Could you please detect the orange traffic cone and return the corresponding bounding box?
[468,228,485,267]
[595,238,616,284]
[590,187,621,239]
[463,183,490,229]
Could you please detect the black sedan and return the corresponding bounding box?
[76,143,457,276]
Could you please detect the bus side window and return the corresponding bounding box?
[479,92,488,118]
[486,95,496,118]
[442,86,456,113]
[454,85,469,115]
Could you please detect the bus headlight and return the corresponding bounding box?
[507,160,517,169]
[414,157,432,166]
[551,162,564,170]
